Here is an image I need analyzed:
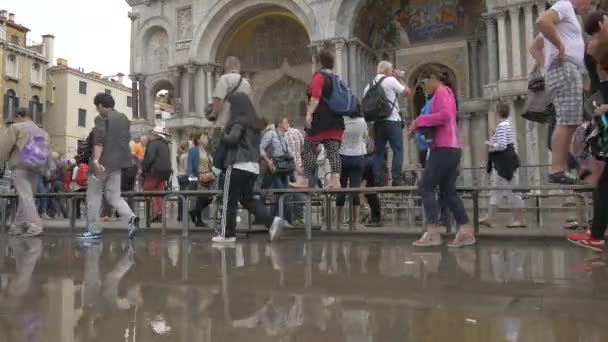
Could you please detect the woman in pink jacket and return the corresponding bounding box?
[409,66,475,248]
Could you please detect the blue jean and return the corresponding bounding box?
[271,173,291,222]
[336,155,365,207]
[36,178,48,215]
[419,148,468,226]
[373,120,404,183]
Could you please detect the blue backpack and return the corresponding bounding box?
[320,71,357,116]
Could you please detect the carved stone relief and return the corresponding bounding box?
[177,7,193,40]
[146,28,169,72]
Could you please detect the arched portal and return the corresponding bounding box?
[408,63,457,118]
[212,6,312,126]
[147,79,175,129]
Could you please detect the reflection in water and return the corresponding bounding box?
[0,236,606,341]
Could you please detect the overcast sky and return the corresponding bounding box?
[7,0,131,82]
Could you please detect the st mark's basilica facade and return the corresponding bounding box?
[126,0,559,185]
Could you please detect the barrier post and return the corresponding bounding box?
[182,194,190,238]
[305,193,312,240]
[472,190,480,235]
[145,198,151,229]
[161,195,167,235]
[69,197,76,230]
[325,194,332,232]
[0,198,7,232]
[535,196,541,228]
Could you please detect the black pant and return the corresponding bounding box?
[177,175,189,221]
[363,156,381,221]
[189,181,213,222]
[591,167,608,240]
[419,148,468,226]
[336,155,365,207]
[220,167,274,238]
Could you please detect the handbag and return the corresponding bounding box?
[523,67,554,124]
[271,131,296,174]
[198,150,216,185]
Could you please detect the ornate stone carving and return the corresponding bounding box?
[146,29,169,72]
[177,7,193,40]
[260,75,308,127]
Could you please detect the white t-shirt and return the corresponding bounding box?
[543,0,585,71]
[213,73,252,127]
[363,75,406,122]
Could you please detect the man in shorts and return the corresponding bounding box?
[533,0,593,184]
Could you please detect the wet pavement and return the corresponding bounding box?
[0,234,607,341]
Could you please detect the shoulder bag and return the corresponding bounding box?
[272,131,296,174]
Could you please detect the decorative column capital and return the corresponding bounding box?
[128,12,140,21]
[332,38,347,51]
[186,63,199,74]
[202,63,215,73]
[129,73,141,82]
[508,6,521,16]
[496,10,506,20]
[170,66,182,79]
[481,12,495,22]
[213,64,224,75]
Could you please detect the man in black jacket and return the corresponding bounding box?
[142,127,172,222]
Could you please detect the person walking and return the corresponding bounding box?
[410,66,475,247]
[215,92,291,244]
[0,108,50,237]
[480,104,527,229]
[260,117,296,222]
[361,153,382,227]
[176,142,190,222]
[47,152,68,219]
[532,0,593,184]
[142,127,172,222]
[187,132,215,227]
[77,93,140,240]
[293,48,345,189]
[335,111,368,228]
[364,60,412,186]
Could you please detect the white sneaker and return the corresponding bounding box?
[269,217,293,242]
[7,224,25,236]
[211,235,236,243]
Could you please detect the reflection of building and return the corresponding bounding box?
[0,11,54,127]
[127,0,551,184]
[47,59,132,157]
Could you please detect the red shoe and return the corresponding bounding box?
[568,231,604,252]
[567,230,591,242]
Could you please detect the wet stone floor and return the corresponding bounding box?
[0,234,607,341]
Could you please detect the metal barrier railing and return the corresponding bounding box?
[0,184,594,240]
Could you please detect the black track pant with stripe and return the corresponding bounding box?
[220,167,274,238]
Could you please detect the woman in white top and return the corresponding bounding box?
[336,110,368,227]
[480,104,527,228]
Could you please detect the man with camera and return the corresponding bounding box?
[207,56,251,125]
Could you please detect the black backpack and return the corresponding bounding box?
[77,131,94,164]
[361,77,398,122]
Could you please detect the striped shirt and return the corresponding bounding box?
[490,120,516,152]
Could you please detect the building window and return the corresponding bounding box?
[30,96,43,126]
[10,35,19,45]
[127,96,133,108]
[31,63,42,84]
[79,81,87,95]
[105,89,111,95]
[3,90,18,123]
[78,109,87,128]
[6,54,17,79]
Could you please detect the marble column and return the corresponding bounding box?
[508,100,519,150]
[129,74,139,119]
[334,39,346,79]
[203,64,214,104]
[485,15,498,83]
[171,67,182,115]
[469,39,480,98]
[526,117,541,187]
[509,7,523,78]
[138,76,147,121]
[186,63,198,113]
[524,4,535,74]
[497,11,508,80]
[348,42,357,92]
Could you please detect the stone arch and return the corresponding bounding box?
[408,63,457,117]
[190,0,321,62]
[259,75,308,127]
[328,0,368,39]
[146,76,176,122]
[137,17,174,73]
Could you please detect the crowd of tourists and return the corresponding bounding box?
[2,0,608,252]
